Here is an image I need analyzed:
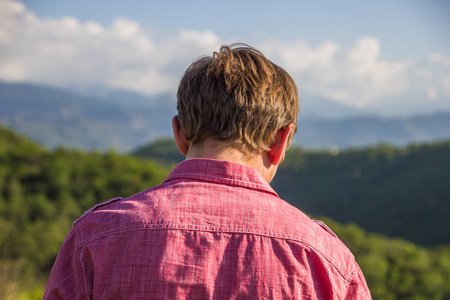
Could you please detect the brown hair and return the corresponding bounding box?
[177,44,299,154]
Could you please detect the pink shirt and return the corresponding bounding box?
[44,158,371,299]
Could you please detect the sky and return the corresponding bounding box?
[1,0,449,116]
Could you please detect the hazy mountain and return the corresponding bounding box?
[73,85,172,109]
[0,81,175,151]
[298,93,369,120]
[1,81,450,151]
[294,113,450,149]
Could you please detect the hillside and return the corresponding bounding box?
[1,126,449,299]
[2,81,450,151]
[0,126,171,276]
[132,137,184,165]
[274,141,450,246]
[0,127,450,299]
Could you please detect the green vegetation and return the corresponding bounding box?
[0,126,170,299]
[325,218,450,300]
[273,142,450,246]
[1,127,449,299]
[132,137,184,166]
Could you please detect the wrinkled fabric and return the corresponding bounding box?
[44,158,371,299]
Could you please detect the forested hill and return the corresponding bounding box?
[275,141,450,246]
[1,126,450,299]
[0,126,171,298]
[133,138,450,247]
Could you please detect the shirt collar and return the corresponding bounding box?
[164,158,279,197]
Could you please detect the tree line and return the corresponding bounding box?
[1,126,449,299]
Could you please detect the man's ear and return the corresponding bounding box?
[268,124,294,166]
[172,116,190,155]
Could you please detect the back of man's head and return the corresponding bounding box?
[177,44,299,155]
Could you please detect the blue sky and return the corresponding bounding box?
[2,0,450,116]
[21,0,450,59]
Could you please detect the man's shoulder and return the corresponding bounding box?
[72,179,357,281]
[73,181,170,227]
[70,187,157,247]
[73,196,124,226]
[302,217,357,279]
[273,200,357,277]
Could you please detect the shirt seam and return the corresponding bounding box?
[76,224,89,300]
[338,266,358,300]
[165,173,278,196]
[344,264,357,288]
[80,247,89,300]
[77,223,352,279]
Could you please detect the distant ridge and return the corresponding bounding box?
[1,81,450,151]
[0,81,175,151]
[295,113,450,148]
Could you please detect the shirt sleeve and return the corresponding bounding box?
[43,225,84,300]
[344,262,372,299]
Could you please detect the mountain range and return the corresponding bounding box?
[1,81,450,151]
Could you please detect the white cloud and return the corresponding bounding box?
[0,0,448,114]
[430,53,450,69]
[0,0,220,95]
[428,54,450,98]
[427,87,438,100]
[261,37,411,107]
[442,75,450,97]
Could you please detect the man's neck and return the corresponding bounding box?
[186,141,277,183]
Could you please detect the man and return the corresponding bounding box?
[44,44,371,299]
